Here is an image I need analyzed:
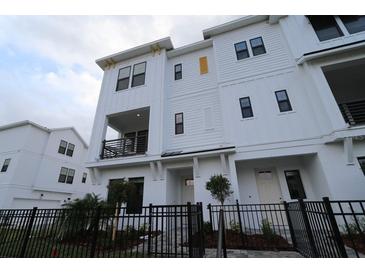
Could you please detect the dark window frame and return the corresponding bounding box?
[275,90,293,112]
[340,16,365,34]
[174,63,182,80]
[131,61,147,88]
[58,140,67,154]
[307,15,344,42]
[82,172,87,183]
[126,177,144,214]
[250,37,266,56]
[284,170,307,200]
[358,157,365,176]
[66,168,75,184]
[1,158,11,172]
[66,143,75,157]
[58,167,68,183]
[239,97,254,119]
[175,113,184,135]
[116,66,131,91]
[234,41,250,60]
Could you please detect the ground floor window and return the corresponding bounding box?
[357,157,365,175]
[284,170,306,200]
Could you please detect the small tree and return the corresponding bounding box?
[205,174,233,205]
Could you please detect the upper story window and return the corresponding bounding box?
[174,64,182,80]
[58,167,75,184]
[250,37,266,56]
[116,66,131,91]
[275,90,293,112]
[82,172,87,183]
[66,143,75,157]
[239,97,254,119]
[340,16,365,34]
[234,41,249,60]
[1,159,11,172]
[307,16,343,41]
[131,62,146,87]
[199,56,208,74]
[175,113,184,135]
[58,140,67,154]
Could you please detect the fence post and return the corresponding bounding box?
[235,199,245,248]
[89,207,101,258]
[147,203,153,257]
[283,201,297,249]
[298,199,318,257]
[19,207,37,257]
[322,197,348,258]
[207,203,213,229]
[187,202,193,258]
[197,202,205,257]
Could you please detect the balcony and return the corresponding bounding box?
[101,107,150,159]
[101,133,148,159]
[339,99,365,126]
[323,58,365,127]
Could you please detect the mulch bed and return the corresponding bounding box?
[342,234,365,255]
[204,230,293,251]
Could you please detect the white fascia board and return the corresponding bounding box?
[95,37,174,70]
[166,39,213,58]
[0,120,50,133]
[297,41,365,65]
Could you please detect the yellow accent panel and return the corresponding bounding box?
[199,56,208,74]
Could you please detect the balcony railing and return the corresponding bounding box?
[338,99,365,126]
[100,135,148,159]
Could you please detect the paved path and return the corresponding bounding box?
[204,248,303,258]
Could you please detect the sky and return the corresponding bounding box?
[0,15,241,143]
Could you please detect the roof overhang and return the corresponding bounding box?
[96,37,174,70]
[202,15,286,39]
[166,39,213,58]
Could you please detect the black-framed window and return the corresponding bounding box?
[66,169,75,184]
[284,170,307,200]
[250,37,266,56]
[239,97,254,118]
[340,16,365,34]
[58,167,68,183]
[131,62,146,87]
[1,159,11,172]
[126,177,144,214]
[82,172,87,183]
[58,140,67,154]
[175,113,184,135]
[358,157,365,175]
[174,64,182,80]
[307,16,343,41]
[116,66,131,91]
[66,143,75,157]
[234,41,249,60]
[275,90,293,112]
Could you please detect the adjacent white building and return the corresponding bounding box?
[86,15,365,214]
[0,120,93,209]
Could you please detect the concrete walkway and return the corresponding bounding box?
[204,248,303,258]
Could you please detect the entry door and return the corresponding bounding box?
[255,168,283,203]
[181,178,194,204]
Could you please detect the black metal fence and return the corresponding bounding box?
[0,203,204,258]
[208,198,365,258]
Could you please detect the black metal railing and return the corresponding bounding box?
[100,135,148,159]
[0,203,204,258]
[339,99,365,126]
[207,201,294,251]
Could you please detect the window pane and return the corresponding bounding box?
[175,64,182,72]
[252,46,266,56]
[340,16,365,34]
[118,66,131,79]
[126,181,144,214]
[66,143,75,157]
[116,78,129,91]
[236,51,249,60]
[240,97,253,118]
[250,37,266,56]
[276,90,288,101]
[132,74,145,87]
[285,170,306,199]
[175,64,182,80]
[242,108,253,118]
[308,16,343,41]
[82,172,87,183]
[235,42,249,60]
[358,157,365,175]
[235,41,247,52]
[66,169,75,184]
[240,97,251,108]
[58,167,68,183]
[175,113,183,124]
[1,158,11,172]
[250,37,263,48]
[175,124,184,134]
[133,62,146,75]
[58,140,67,154]
[279,101,292,112]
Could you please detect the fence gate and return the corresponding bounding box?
[287,198,347,258]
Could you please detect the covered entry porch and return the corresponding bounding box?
[235,154,330,204]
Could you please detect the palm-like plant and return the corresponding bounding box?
[206,174,233,205]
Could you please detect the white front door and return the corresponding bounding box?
[255,168,283,203]
[181,178,194,204]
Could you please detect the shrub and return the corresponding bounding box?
[229,220,241,233]
[261,219,275,240]
[341,217,365,235]
[205,174,233,205]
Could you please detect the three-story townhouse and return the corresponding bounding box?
[86,15,365,216]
